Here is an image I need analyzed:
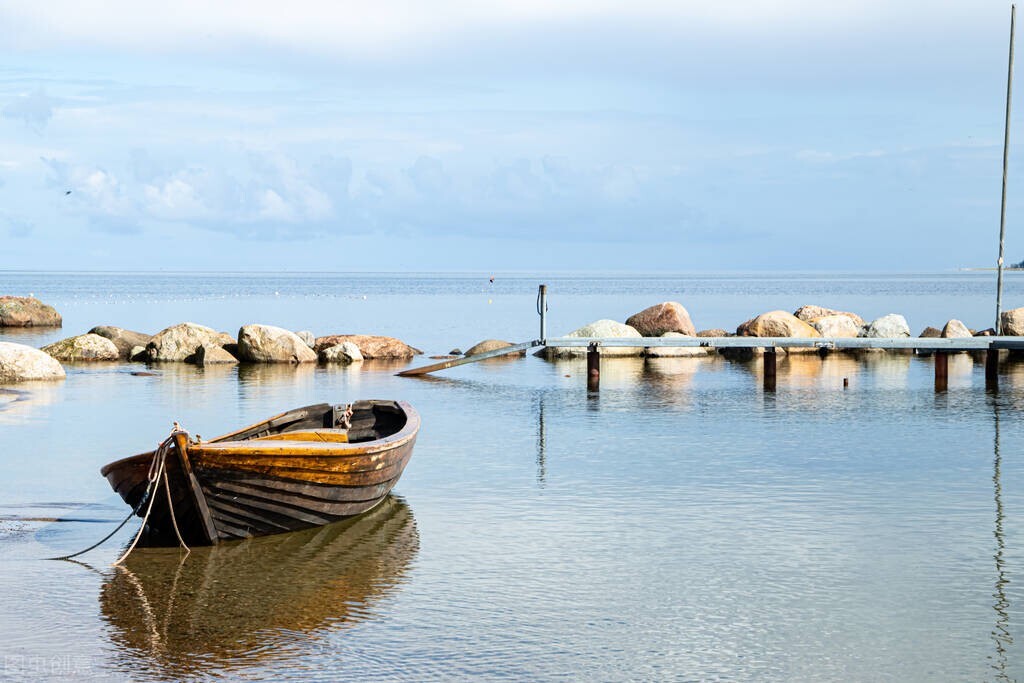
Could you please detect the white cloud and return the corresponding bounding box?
[3,88,55,130]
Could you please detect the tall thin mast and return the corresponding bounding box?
[996,4,1016,333]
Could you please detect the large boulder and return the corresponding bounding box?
[697,329,730,338]
[464,339,526,357]
[794,305,865,328]
[41,334,119,362]
[1001,307,1024,335]
[295,330,315,348]
[625,302,696,337]
[861,314,911,338]
[941,319,972,339]
[737,310,820,338]
[238,324,317,363]
[89,326,151,360]
[542,319,643,359]
[810,315,861,338]
[0,296,62,327]
[319,342,363,364]
[0,342,65,382]
[314,335,422,359]
[147,322,232,362]
[644,331,713,357]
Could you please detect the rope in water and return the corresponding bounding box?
[49,425,191,563]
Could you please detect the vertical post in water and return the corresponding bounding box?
[763,347,777,392]
[997,4,1016,334]
[587,342,600,391]
[987,347,1000,390]
[538,284,548,343]
[935,351,949,392]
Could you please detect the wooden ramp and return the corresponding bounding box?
[397,340,542,376]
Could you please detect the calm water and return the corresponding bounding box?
[2,271,1024,681]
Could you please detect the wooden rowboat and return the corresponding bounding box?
[100,400,419,545]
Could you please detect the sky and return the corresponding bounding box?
[1,0,1022,272]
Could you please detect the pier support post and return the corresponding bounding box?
[935,351,949,392]
[587,342,600,392]
[987,348,1000,390]
[763,348,777,392]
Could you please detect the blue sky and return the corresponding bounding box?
[1,1,1021,271]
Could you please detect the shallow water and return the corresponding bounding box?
[2,272,1024,681]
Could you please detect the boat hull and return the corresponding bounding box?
[101,400,419,544]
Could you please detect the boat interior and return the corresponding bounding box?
[221,400,408,444]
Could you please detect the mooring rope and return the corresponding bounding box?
[49,426,191,563]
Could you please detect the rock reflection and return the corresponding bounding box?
[99,496,418,678]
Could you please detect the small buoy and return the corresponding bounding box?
[564,374,570,378]
[362,295,367,300]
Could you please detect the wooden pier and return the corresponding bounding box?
[397,285,1024,392]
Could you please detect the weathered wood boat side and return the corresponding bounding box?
[100,400,419,545]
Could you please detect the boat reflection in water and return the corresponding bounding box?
[99,495,418,678]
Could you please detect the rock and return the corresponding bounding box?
[89,325,151,360]
[697,329,730,338]
[625,302,696,337]
[319,341,364,364]
[41,334,119,362]
[295,330,315,348]
[919,326,942,338]
[147,322,232,362]
[238,324,318,363]
[129,345,147,361]
[737,310,820,338]
[860,314,911,338]
[464,339,526,357]
[0,342,66,382]
[0,296,62,327]
[810,314,861,338]
[1000,307,1024,335]
[314,335,422,359]
[794,305,865,328]
[975,328,997,337]
[941,319,972,339]
[449,348,463,355]
[644,331,713,357]
[194,344,239,365]
[542,320,643,359]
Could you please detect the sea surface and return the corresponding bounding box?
[2,271,1024,681]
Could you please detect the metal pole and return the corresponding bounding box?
[538,284,548,343]
[997,4,1016,334]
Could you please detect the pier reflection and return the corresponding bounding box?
[99,496,418,678]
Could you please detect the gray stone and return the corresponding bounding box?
[543,319,643,359]
[314,335,422,359]
[449,348,463,355]
[238,324,318,363]
[296,330,315,348]
[941,319,972,339]
[793,305,865,328]
[1001,307,1024,335]
[644,332,714,357]
[861,314,911,338]
[129,345,147,361]
[319,341,364,364]
[810,314,861,338]
[919,326,942,338]
[89,325,151,359]
[194,344,239,365]
[464,339,525,357]
[625,302,696,337]
[697,329,730,338]
[0,342,66,382]
[147,322,229,362]
[41,334,119,362]
[0,296,62,327]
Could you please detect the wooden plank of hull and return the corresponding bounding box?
[192,447,408,476]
